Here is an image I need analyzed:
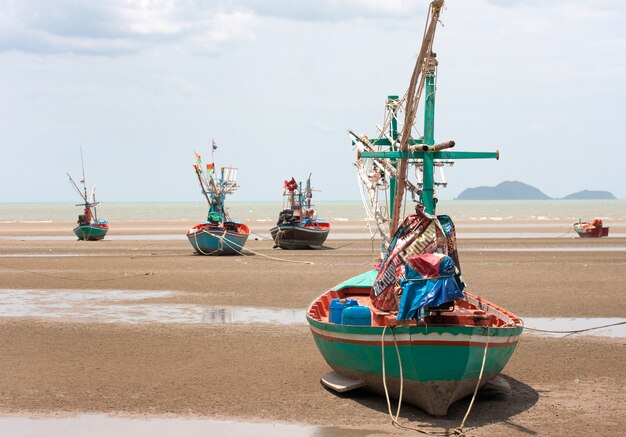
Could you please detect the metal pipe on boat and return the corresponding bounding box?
[421,140,455,152]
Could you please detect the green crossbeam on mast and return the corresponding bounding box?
[357,59,499,218]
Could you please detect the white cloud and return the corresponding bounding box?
[186,12,256,55]
[0,0,624,201]
[0,0,258,55]
[0,0,433,56]
[236,0,424,22]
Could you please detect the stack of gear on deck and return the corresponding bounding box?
[397,253,464,320]
[371,206,464,315]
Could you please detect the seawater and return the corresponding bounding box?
[0,415,356,437]
[1,200,625,223]
[1,289,624,338]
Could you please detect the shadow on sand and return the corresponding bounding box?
[270,245,338,251]
[321,375,539,435]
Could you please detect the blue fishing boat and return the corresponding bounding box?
[186,148,250,255]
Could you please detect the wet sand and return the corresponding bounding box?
[0,221,625,436]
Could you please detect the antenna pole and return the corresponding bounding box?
[422,55,438,214]
[387,96,399,238]
[80,147,88,207]
[390,0,444,233]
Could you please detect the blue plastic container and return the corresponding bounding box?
[341,306,372,326]
[329,298,358,324]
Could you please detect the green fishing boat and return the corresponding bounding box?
[73,222,108,241]
[67,148,109,241]
[306,0,523,418]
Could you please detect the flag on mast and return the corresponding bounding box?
[194,151,203,167]
[206,163,215,174]
[212,138,218,150]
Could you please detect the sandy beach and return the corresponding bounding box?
[0,220,625,436]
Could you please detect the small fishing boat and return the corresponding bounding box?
[186,148,250,255]
[270,175,330,249]
[67,149,109,241]
[307,0,523,418]
[573,218,609,238]
[307,270,523,416]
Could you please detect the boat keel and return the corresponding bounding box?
[321,371,366,393]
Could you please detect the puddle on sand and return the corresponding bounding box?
[462,246,626,252]
[0,289,306,325]
[0,414,371,437]
[457,232,626,239]
[0,253,107,258]
[203,307,304,324]
[0,234,185,241]
[0,289,623,338]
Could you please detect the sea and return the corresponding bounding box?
[0,200,625,223]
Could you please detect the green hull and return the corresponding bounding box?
[306,270,523,415]
[73,224,108,241]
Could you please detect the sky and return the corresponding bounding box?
[0,0,624,203]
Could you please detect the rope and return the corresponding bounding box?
[380,322,492,436]
[381,325,403,424]
[357,169,377,222]
[556,227,574,238]
[381,325,452,436]
[362,221,377,241]
[0,262,154,282]
[524,321,626,335]
[191,228,223,256]
[197,228,314,265]
[274,229,285,249]
[128,251,188,258]
[377,318,621,435]
[453,326,490,436]
[226,238,314,265]
[249,231,267,240]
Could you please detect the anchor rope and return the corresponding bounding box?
[275,229,285,248]
[377,318,623,435]
[0,262,154,282]
[381,325,404,424]
[523,321,626,335]
[249,231,268,240]
[381,325,451,436]
[380,322,491,437]
[556,227,574,238]
[193,228,313,265]
[191,228,223,256]
[454,326,490,436]
[225,236,314,265]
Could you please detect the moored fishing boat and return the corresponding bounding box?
[573,218,609,238]
[306,0,523,418]
[67,148,109,241]
[270,175,330,249]
[186,146,250,255]
[307,270,523,416]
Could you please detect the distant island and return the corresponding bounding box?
[455,181,617,200]
[561,190,617,200]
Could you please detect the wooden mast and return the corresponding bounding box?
[355,0,500,243]
[390,0,445,234]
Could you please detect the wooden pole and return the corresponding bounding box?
[390,0,444,234]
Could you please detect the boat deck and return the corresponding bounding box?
[307,286,522,329]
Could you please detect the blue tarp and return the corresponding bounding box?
[397,255,465,321]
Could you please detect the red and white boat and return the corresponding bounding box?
[573,218,609,238]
